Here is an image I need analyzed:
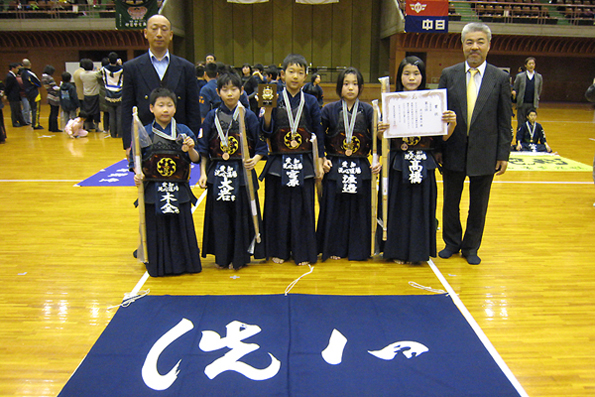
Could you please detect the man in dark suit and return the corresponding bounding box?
[437,22,512,265]
[121,14,200,152]
[5,63,27,127]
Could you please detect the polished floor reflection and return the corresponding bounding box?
[0,103,594,396]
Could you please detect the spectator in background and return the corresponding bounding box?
[243,63,264,114]
[5,62,27,127]
[241,63,252,85]
[59,71,80,124]
[101,52,124,138]
[20,59,43,130]
[512,57,543,128]
[41,64,62,132]
[196,63,207,93]
[205,53,216,64]
[303,73,324,108]
[79,58,102,131]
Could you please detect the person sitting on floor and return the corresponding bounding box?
[515,108,554,153]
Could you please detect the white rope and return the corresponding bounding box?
[107,289,150,310]
[408,281,447,295]
[284,265,314,296]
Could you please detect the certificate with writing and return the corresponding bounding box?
[381,88,447,138]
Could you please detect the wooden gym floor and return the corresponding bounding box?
[0,102,594,396]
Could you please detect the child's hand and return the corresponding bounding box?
[181,136,195,152]
[377,122,389,139]
[244,156,258,171]
[198,174,207,189]
[133,172,144,187]
[322,158,333,173]
[370,162,382,175]
[442,110,457,126]
[516,144,522,151]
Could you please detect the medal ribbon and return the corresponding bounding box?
[152,118,177,140]
[282,89,305,137]
[214,106,240,148]
[526,121,536,142]
[342,99,359,144]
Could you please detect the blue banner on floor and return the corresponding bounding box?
[59,294,522,397]
[75,159,201,187]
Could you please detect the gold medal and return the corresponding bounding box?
[345,149,353,156]
[222,152,230,160]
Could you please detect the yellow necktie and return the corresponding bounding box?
[467,68,478,133]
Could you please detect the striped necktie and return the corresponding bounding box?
[467,68,478,133]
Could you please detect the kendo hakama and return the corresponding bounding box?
[316,100,374,261]
[141,122,202,277]
[198,105,267,269]
[260,90,323,265]
[380,137,438,263]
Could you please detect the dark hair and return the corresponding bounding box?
[196,64,205,77]
[62,71,72,82]
[43,65,55,75]
[81,58,94,71]
[335,67,364,97]
[311,73,320,84]
[78,110,89,120]
[242,63,253,75]
[524,57,536,66]
[216,62,231,76]
[265,65,278,80]
[205,62,218,78]
[149,87,177,106]
[526,108,537,116]
[101,57,109,67]
[108,52,119,64]
[9,62,20,70]
[282,54,308,72]
[206,53,216,61]
[395,56,426,92]
[253,63,264,73]
[217,72,242,91]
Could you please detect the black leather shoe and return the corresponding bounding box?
[438,248,457,259]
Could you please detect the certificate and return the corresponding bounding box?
[381,88,447,138]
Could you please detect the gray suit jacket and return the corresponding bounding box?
[121,52,200,150]
[513,71,542,108]
[438,62,512,176]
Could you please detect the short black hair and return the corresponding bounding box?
[149,87,177,106]
[265,65,278,80]
[62,71,72,82]
[253,63,264,73]
[282,54,308,72]
[336,67,364,97]
[108,52,119,64]
[81,58,94,71]
[9,62,20,70]
[205,62,218,78]
[217,72,242,91]
[526,108,537,116]
[43,65,55,75]
[196,64,205,77]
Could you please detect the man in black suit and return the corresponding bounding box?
[121,14,200,152]
[5,63,26,127]
[437,22,512,265]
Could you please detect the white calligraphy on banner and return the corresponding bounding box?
[141,319,429,391]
